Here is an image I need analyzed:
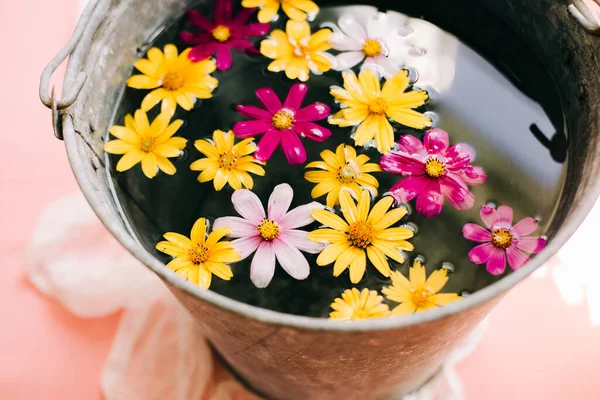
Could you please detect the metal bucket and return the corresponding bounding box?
[40,0,600,398]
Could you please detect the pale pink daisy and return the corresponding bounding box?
[213,183,324,288]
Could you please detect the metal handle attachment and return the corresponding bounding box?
[569,0,600,35]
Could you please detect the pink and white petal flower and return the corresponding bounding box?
[389,176,429,204]
[251,242,276,288]
[440,173,475,211]
[255,129,281,162]
[280,230,324,254]
[231,189,265,225]
[479,205,498,230]
[235,105,272,121]
[495,205,514,228]
[213,217,258,238]
[462,223,492,242]
[279,202,323,230]
[255,87,283,114]
[215,45,233,71]
[188,42,218,61]
[486,248,507,275]
[295,103,331,122]
[397,134,427,156]
[362,55,400,78]
[213,0,232,25]
[283,83,308,111]
[380,151,426,176]
[338,15,368,42]
[365,12,389,40]
[273,239,310,280]
[333,51,365,71]
[328,26,363,51]
[293,122,331,142]
[512,217,540,237]
[415,179,444,218]
[505,246,530,271]
[232,119,271,137]
[444,143,475,170]
[424,129,450,154]
[232,236,262,260]
[280,130,307,165]
[268,183,294,222]
[514,237,547,254]
[459,166,487,185]
[468,243,496,264]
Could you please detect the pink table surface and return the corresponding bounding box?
[1,1,599,399]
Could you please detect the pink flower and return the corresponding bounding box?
[180,0,270,71]
[380,128,487,218]
[213,184,324,288]
[463,205,547,275]
[232,83,332,165]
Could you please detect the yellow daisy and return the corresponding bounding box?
[127,44,218,112]
[156,218,241,290]
[260,20,332,82]
[329,69,431,154]
[382,260,461,315]
[330,288,391,320]
[190,130,265,191]
[305,143,382,208]
[242,0,319,23]
[104,109,187,179]
[309,189,414,283]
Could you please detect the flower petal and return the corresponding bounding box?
[255,129,281,162]
[462,223,492,243]
[295,103,331,122]
[213,216,258,238]
[486,248,507,275]
[391,302,417,316]
[116,150,143,172]
[505,246,530,271]
[231,236,262,260]
[495,205,514,227]
[189,43,218,61]
[329,31,362,51]
[433,293,461,306]
[479,205,497,230]
[256,87,283,114]
[338,14,368,41]
[317,241,351,266]
[284,83,308,111]
[512,217,540,237]
[440,174,475,211]
[349,248,367,283]
[187,9,215,31]
[515,236,547,254]
[312,210,349,232]
[366,246,391,277]
[251,242,276,288]
[279,202,323,230]
[333,51,365,71]
[409,260,426,287]
[281,129,306,165]
[236,105,272,121]
[423,128,450,154]
[231,189,266,225]
[425,269,449,293]
[339,189,359,224]
[293,122,331,143]
[308,228,347,244]
[104,140,134,155]
[214,0,232,25]
[380,150,426,177]
[280,230,323,254]
[274,238,310,280]
[215,45,233,71]
[268,183,294,222]
[233,119,272,138]
[468,243,495,264]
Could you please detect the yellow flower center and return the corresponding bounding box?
[411,287,434,308]
[337,164,357,183]
[362,39,383,57]
[347,221,375,249]
[212,25,231,42]
[272,109,295,130]
[257,219,280,241]
[218,151,237,170]
[368,98,388,115]
[162,72,185,91]
[492,228,514,249]
[425,158,446,178]
[189,246,209,265]
[140,136,156,152]
[351,308,371,319]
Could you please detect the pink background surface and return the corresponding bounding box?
[1,0,599,398]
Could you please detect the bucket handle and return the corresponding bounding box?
[39,0,106,140]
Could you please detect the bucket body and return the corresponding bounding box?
[44,0,600,399]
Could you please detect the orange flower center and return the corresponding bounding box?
[425,158,446,178]
[362,39,383,57]
[272,109,295,130]
[218,151,237,170]
[189,246,209,265]
[347,221,374,249]
[257,219,280,241]
[162,72,185,91]
[492,228,513,249]
[337,164,357,183]
[140,136,156,152]
[411,287,434,308]
[368,98,387,115]
[212,25,231,42]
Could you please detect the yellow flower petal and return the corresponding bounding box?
[213,169,229,191]
[206,261,234,281]
[410,259,427,287]
[433,293,461,306]
[356,189,371,221]
[358,69,381,100]
[163,232,192,248]
[134,58,158,77]
[166,257,192,272]
[309,228,347,244]
[304,170,335,183]
[368,196,394,223]
[338,189,359,223]
[134,109,151,135]
[141,153,158,179]
[206,227,232,247]
[366,246,391,278]
[312,210,349,232]
[282,3,307,21]
[286,20,310,42]
[156,241,187,258]
[155,155,176,175]
[190,218,207,244]
[146,47,165,65]
[316,241,350,266]
[376,114,394,154]
[372,239,406,263]
[197,266,212,289]
[194,139,220,159]
[228,170,243,190]
[325,187,341,208]
[310,179,339,199]
[375,227,414,241]
[150,111,172,137]
[198,166,218,183]
[332,247,355,277]
[387,90,430,108]
[381,70,410,99]
[153,144,182,158]
[115,150,143,172]
[426,269,450,294]
[349,248,367,283]
[257,3,279,23]
[391,302,417,316]
[156,120,184,143]
[109,126,138,143]
[127,74,160,89]
[373,207,407,230]
[353,114,378,146]
[104,140,134,155]
[188,265,200,285]
[386,107,432,130]
[141,88,168,112]
[163,44,179,63]
[308,28,332,49]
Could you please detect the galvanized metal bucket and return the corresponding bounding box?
[40,0,600,398]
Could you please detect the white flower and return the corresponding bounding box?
[325,11,410,78]
[214,184,324,288]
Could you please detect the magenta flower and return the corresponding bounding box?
[380,129,487,218]
[213,184,324,288]
[233,83,332,165]
[463,205,547,275]
[180,0,270,71]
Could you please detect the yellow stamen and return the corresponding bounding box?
[140,136,155,152]
[347,221,375,249]
[410,287,434,308]
[212,25,231,42]
[257,219,280,241]
[272,109,295,130]
[425,158,446,178]
[492,228,513,249]
[162,72,185,91]
[337,164,357,183]
[218,151,237,170]
[362,39,383,58]
[189,246,209,265]
[368,98,388,115]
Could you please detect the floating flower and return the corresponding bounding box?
[305,144,382,208]
[309,189,414,283]
[380,129,487,218]
[213,184,324,288]
[180,0,270,71]
[326,12,409,78]
[242,0,319,23]
[104,109,186,179]
[382,259,461,315]
[329,288,391,320]
[329,69,431,154]
[190,130,265,191]
[233,83,331,164]
[156,218,241,290]
[463,205,547,275]
[127,44,218,112]
[260,20,333,82]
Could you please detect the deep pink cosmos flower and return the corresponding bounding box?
[180,0,270,71]
[380,129,487,218]
[233,83,332,165]
[463,205,547,275]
